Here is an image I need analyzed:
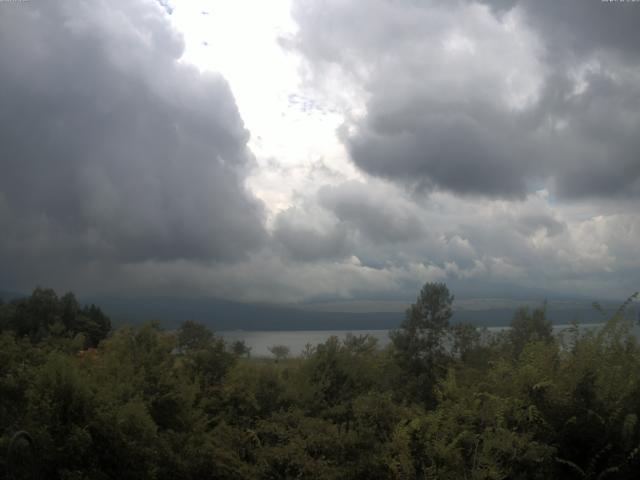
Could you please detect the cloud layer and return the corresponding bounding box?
[1,0,638,304]
[289,0,640,199]
[0,0,265,291]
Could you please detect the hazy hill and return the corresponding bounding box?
[84,295,624,331]
[2,288,628,331]
[0,290,25,302]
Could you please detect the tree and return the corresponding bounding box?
[1,288,111,347]
[268,344,290,363]
[450,322,484,364]
[390,282,454,406]
[176,321,235,390]
[79,303,111,347]
[177,320,214,352]
[231,339,251,358]
[10,287,60,341]
[509,305,553,358]
[343,333,378,355]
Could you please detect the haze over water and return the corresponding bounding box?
[220,323,640,357]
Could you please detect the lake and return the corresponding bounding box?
[220,329,392,357]
[219,323,624,357]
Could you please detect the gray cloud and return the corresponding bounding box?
[516,213,565,237]
[1,0,639,304]
[344,104,537,197]
[0,0,265,291]
[273,205,351,262]
[546,72,640,198]
[318,181,426,244]
[289,0,640,199]
[481,0,640,61]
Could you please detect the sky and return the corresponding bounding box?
[1,0,639,304]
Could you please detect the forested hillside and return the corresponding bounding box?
[1,285,640,479]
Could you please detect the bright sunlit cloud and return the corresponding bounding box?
[167,0,362,220]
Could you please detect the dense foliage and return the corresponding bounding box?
[0,288,110,348]
[1,285,639,479]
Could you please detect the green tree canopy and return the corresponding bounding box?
[390,282,454,406]
[0,288,111,347]
[268,344,291,363]
[509,305,553,358]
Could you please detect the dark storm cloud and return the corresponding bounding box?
[481,0,640,61]
[289,0,640,199]
[544,72,640,198]
[344,103,536,197]
[0,0,266,291]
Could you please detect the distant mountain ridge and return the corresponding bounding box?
[83,296,404,331]
[83,295,625,331]
[2,288,630,331]
[0,290,25,302]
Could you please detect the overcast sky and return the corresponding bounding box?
[1,0,639,303]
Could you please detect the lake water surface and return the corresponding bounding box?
[219,323,622,357]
